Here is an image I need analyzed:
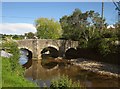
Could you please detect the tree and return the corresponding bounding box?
[60,8,107,48]
[114,23,120,40]
[12,35,19,40]
[24,32,35,39]
[60,9,83,41]
[35,18,62,39]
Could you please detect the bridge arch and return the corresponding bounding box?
[46,45,59,51]
[18,47,33,54]
[65,46,77,52]
[19,48,33,68]
[20,48,33,59]
[65,48,78,59]
[41,46,59,59]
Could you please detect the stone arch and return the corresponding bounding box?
[47,45,59,51]
[41,46,59,59]
[19,47,33,69]
[18,47,33,54]
[65,48,78,59]
[65,46,77,52]
[20,48,32,59]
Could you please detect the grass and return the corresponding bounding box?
[1,57,38,87]
[50,75,84,89]
[0,56,1,89]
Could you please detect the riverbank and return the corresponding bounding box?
[70,58,120,79]
[1,57,38,87]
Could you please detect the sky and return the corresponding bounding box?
[0,2,118,35]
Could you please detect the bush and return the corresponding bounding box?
[1,39,38,87]
[2,39,23,75]
[50,75,82,88]
[98,38,118,56]
[1,57,38,87]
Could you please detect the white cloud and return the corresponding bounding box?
[0,23,36,35]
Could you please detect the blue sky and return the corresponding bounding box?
[1,2,118,34]
[2,2,117,24]
[1,0,119,2]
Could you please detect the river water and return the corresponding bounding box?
[19,50,28,65]
[19,50,119,88]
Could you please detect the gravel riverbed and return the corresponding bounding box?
[70,58,120,79]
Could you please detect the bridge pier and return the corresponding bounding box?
[32,39,42,60]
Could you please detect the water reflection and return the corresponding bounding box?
[19,50,28,65]
[24,60,120,88]
[20,50,119,88]
[25,60,60,87]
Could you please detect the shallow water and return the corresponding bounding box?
[19,50,119,88]
[19,50,28,65]
[24,60,120,88]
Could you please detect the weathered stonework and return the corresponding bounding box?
[16,39,78,60]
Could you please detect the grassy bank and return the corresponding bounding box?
[1,57,38,87]
[0,56,1,88]
[1,39,38,87]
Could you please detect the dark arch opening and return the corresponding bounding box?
[41,47,59,59]
[65,48,78,59]
[19,48,32,69]
[41,47,59,69]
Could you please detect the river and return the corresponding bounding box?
[19,50,119,88]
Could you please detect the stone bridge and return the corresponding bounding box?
[16,39,78,60]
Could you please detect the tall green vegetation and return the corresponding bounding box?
[60,9,107,48]
[60,9,106,41]
[1,40,37,87]
[60,8,119,56]
[24,32,36,39]
[0,54,1,88]
[2,39,22,74]
[35,18,62,39]
[50,75,82,88]
[2,57,38,87]
[12,35,25,40]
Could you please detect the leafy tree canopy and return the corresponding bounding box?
[60,8,108,48]
[24,32,35,39]
[35,18,62,39]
